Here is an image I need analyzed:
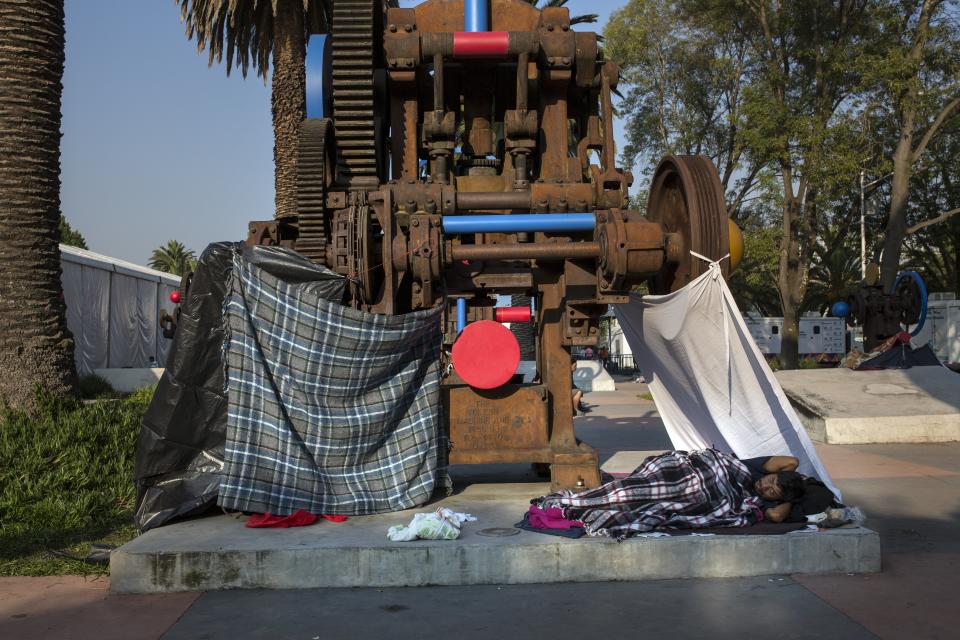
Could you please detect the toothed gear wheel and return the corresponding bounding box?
[331,0,381,182]
[296,118,333,265]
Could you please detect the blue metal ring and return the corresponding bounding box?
[892,270,928,336]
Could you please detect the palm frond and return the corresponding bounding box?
[176,0,332,78]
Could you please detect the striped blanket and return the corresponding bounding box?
[218,250,449,515]
[537,449,761,539]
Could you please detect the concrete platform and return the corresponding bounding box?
[776,367,960,444]
[111,482,880,594]
[574,361,616,392]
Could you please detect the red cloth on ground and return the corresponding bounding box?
[320,514,349,523]
[527,505,583,529]
[245,510,349,528]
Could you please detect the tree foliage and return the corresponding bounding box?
[605,0,960,367]
[149,240,197,276]
[176,0,333,219]
[57,214,87,250]
[176,0,330,79]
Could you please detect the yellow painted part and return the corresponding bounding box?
[728,219,744,272]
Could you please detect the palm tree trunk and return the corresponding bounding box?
[272,0,306,219]
[0,0,76,409]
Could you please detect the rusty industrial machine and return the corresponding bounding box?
[832,267,928,352]
[243,0,737,489]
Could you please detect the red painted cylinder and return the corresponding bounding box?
[452,320,520,389]
[494,306,531,323]
[452,31,509,58]
[169,290,181,304]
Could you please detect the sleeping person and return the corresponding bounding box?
[535,449,840,539]
[740,454,840,524]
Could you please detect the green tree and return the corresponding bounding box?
[176,0,331,219]
[863,0,960,289]
[605,0,760,211]
[0,0,77,409]
[720,0,878,368]
[57,214,87,249]
[149,240,197,276]
[900,124,960,295]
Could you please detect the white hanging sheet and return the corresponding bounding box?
[108,274,140,368]
[61,263,111,375]
[615,259,839,499]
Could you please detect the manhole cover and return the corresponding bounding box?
[476,527,520,537]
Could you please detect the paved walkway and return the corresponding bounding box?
[2,380,958,639]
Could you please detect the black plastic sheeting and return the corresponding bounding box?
[857,342,942,370]
[133,243,345,532]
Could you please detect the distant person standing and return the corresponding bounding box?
[583,346,594,360]
[598,346,610,370]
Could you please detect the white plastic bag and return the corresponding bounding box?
[387,507,477,541]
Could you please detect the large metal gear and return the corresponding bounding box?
[295,118,334,265]
[331,0,381,183]
[645,155,730,294]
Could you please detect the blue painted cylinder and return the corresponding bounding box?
[306,34,331,118]
[442,213,596,234]
[457,298,468,334]
[464,0,489,32]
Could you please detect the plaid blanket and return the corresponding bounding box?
[538,449,760,539]
[218,251,449,515]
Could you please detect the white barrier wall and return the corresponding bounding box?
[60,244,180,375]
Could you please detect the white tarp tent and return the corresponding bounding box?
[59,244,180,375]
[614,259,839,499]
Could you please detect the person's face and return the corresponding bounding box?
[754,474,784,501]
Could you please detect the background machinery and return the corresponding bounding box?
[245,0,737,489]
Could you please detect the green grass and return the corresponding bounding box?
[77,373,120,399]
[0,385,153,576]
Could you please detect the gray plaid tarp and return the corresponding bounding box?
[218,251,449,515]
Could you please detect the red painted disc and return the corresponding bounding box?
[452,320,521,389]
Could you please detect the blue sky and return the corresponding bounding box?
[61,0,628,265]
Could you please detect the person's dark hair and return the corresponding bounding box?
[776,471,806,502]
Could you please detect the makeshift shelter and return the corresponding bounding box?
[59,244,180,375]
[615,258,840,499]
[134,243,449,532]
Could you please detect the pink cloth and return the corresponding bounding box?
[527,505,583,529]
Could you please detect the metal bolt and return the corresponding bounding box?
[388,23,397,32]
[575,328,582,334]
[561,57,571,65]
[403,24,413,32]
[547,24,554,31]
[562,24,569,31]
[598,214,606,223]
[412,218,419,227]
[590,326,598,334]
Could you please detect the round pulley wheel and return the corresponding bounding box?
[452,320,521,390]
[893,270,928,335]
[645,155,730,294]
